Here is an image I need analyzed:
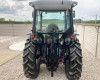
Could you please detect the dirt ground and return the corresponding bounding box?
[0,36,26,65]
[0,36,26,50]
[0,48,21,65]
[0,36,100,80]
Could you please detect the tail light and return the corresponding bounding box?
[30,34,35,38]
[70,35,75,39]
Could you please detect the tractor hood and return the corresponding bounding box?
[29,0,78,10]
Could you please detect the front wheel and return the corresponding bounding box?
[65,39,82,80]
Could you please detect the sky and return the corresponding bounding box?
[0,0,100,21]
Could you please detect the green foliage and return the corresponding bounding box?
[83,20,100,24]
[0,20,32,24]
[0,18,5,21]
[0,17,100,24]
[0,18,32,24]
[42,19,63,24]
[74,19,100,24]
[73,19,82,23]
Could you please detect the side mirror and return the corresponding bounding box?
[72,11,75,18]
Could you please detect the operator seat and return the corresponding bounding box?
[47,24,59,33]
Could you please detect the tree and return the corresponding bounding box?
[0,18,5,21]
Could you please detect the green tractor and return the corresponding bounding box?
[23,0,82,80]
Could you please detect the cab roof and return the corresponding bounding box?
[29,0,78,10]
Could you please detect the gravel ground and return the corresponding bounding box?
[0,48,100,80]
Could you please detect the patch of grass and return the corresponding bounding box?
[74,23,100,26]
[0,21,32,24]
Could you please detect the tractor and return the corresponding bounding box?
[23,0,82,80]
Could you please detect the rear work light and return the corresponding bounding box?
[30,34,35,38]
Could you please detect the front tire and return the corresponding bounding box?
[65,39,82,80]
[23,39,40,79]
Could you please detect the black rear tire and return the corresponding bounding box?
[65,39,82,80]
[23,39,40,79]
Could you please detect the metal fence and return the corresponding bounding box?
[74,24,100,59]
[0,24,100,59]
[0,24,32,36]
[0,24,31,49]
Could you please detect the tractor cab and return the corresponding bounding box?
[29,0,77,37]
